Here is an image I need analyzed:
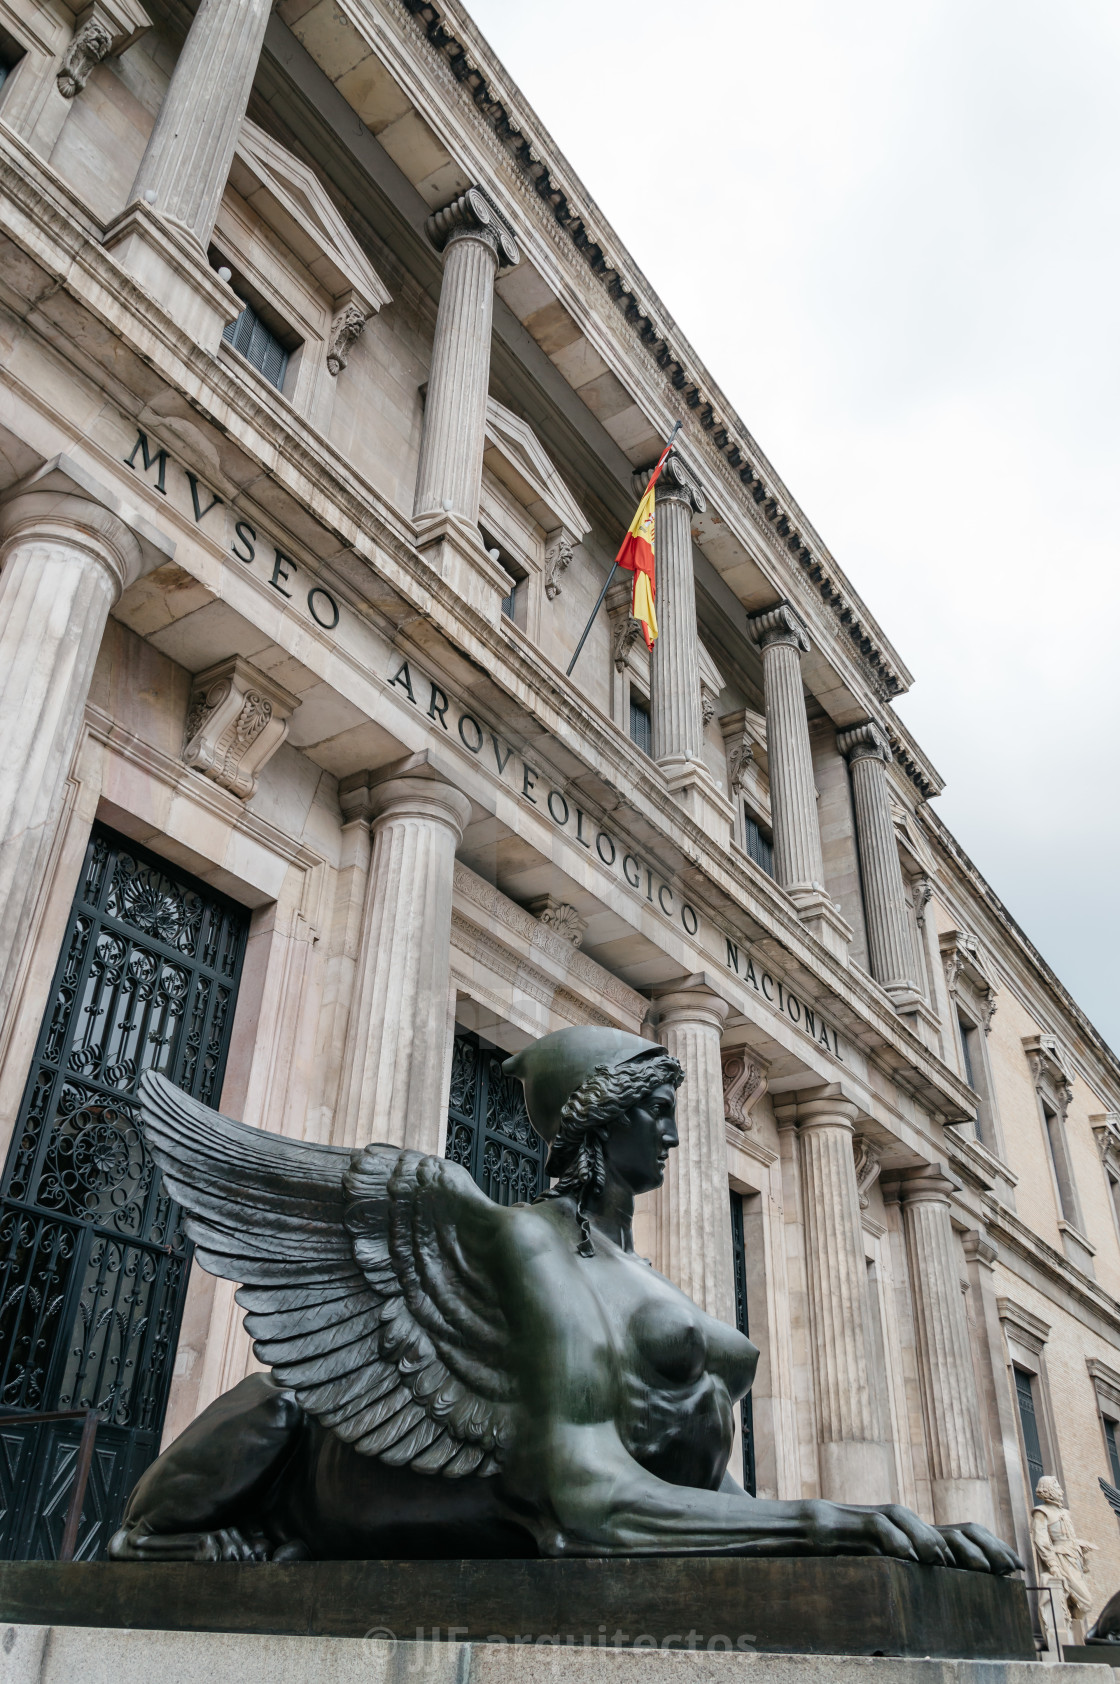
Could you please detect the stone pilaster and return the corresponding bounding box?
[104,0,270,345]
[415,188,519,527]
[896,1169,994,1528]
[335,757,472,1155]
[838,721,920,1005]
[648,980,735,1326]
[649,456,706,768]
[0,461,163,1044]
[779,1087,892,1503]
[748,603,850,956]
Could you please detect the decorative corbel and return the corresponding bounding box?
[611,613,643,672]
[543,532,575,600]
[326,301,368,376]
[57,17,113,97]
[722,1047,767,1130]
[183,655,300,799]
[853,1136,883,1209]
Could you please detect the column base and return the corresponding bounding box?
[885,985,943,1049]
[787,885,853,960]
[103,201,241,352]
[657,755,735,847]
[413,512,511,627]
[818,1438,894,1506]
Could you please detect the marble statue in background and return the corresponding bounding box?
[108,1026,1022,1572]
[1032,1476,1096,1647]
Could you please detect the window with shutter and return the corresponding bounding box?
[743,811,774,877]
[1015,1367,1045,1495]
[222,302,290,391]
[629,696,652,757]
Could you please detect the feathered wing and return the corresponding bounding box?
[138,1072,516,1477]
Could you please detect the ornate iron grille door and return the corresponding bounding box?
[0,824,248,1559]
[445,1028,547,1204]
[729,1191,757,1495]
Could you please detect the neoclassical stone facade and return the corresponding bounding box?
[0,0,1119,1634]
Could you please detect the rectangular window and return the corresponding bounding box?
[959,1015,978,1090]
[743,811,774,878]
[1014,1366,1045,1495]
[1043,1102,1077,1223]
[629,696,652,757]
[1105,1418,1120,1489]
[223,301,290,390]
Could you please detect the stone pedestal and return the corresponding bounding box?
[335,758,471,1155]
[747,605,850,958]
[779,1088,892,1504]
[104,0,270,346]
[837,723,920,1008]
[648,980,735,1326]
[894,1170,994,1530]
[0,461,164,1047]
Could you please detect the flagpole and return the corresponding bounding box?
[565,420,682,679]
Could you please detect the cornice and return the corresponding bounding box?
[382,0,912,706]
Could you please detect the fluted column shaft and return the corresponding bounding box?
[650,466,705,766]
[900,1174,993,1527]
[0,491,143,1037]
[839,723,917,992]
[414,189,519,525]
[337,772,472,1154]
[649,987,735,1326]
[796,1095,892,1502]
[130,0,272,247]
[748,605,825,897]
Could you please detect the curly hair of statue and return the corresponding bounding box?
[533,1054,684,1256]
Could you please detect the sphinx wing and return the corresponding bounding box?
[138,1073,516,1478]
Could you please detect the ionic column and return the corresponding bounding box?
[649,458,706,769]
[747,603,826,900]
[648,981,735,1327]
[336,762,472,1155]
[838,721,919,1003]
[897,1170,994,1528]
[788,1089,892,1503]
[414,188,520,526]
[0,479,149,1038]
[129,0,272,248]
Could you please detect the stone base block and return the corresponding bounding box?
[102,201,242,352]
[1,1625,1113,1684]
[0,1557,1033,1661]
[1066,1649,1120,1669]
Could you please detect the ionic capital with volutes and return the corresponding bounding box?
[747,600,812,655]
[837,720,892,767]
[638,452,706,515]
[425,186,520,272]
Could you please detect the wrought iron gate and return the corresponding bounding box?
[0,824,248,1558]
[729,1191,757,1494]
[445,1028,547,1203]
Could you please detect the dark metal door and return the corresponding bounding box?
[445,1028,546,1203]
[729,1191,757,1495]
[0,824,248,1558]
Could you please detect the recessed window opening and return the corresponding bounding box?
[1104,1416,1120,1489]
[629,693,652,758]
[0,24,24,96]
[209,247,299,393]
[1109,1171,1120,1238]
[743,809,774,878]
[959,1014,978,1090]
[1043,1100,1077,1224]
[1014,1366,1045,1494]
[481,530,527,627]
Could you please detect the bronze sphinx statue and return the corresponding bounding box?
[109,1027,1020,1573]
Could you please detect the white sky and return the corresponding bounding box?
[467,0,1120,1057]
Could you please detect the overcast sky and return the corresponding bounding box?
[468,0,1120,1057]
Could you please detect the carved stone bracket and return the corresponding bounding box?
[326,302,367,376]
[527,894,587,948]
[611,613,643,672]
[853,1135,883,1209]
[543,532,574,600]
[183,655,299,799]
[721,1047,767,1129]
[57,16,113,97]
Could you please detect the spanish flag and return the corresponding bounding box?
[615,436,677,649]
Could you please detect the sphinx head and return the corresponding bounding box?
[503,1027,684,1253]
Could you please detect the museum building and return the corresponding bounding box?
[1,0,1119,1621]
